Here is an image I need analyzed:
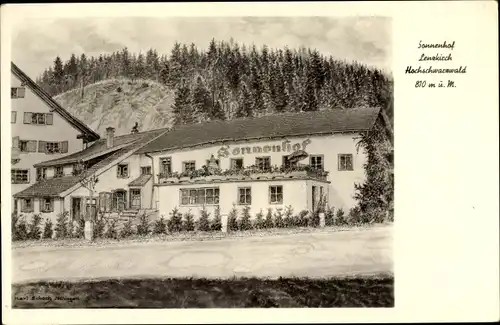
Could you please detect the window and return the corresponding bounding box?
[310,155,324,170]
[256,157,271,170]
[37,168,47,180]
[180,187,219,206]
[338,154,353,171]
[282,155,297,168]
[17,140,37,152]
[141,166,152,175]
[160,157,172,175]
[11,87,26,98]
[38,141,68,154]
[11,111,17,123]
[238,187,252,205]
[41,198,54,213]
[117,164,129,178]
[46,142,59,154]
[55,166,64,177]
[183,161,196,173]
[73,163,84,176]
[23,112,53,125]
[11,169,29,184]
[269,185,283,204]
[21,198,34,213]
[230,158,244,169]
[99,192,112,213]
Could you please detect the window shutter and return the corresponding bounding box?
[18,87,26,98]
[106,192,112,212]
[60,141,69,153]
[45,113,53,125]
[27,140,37,152]
[38,140,47,153]
[12,136,19,148]
[117,166,120,178]
[23,112,32,124]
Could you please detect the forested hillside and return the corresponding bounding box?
[37,39,393,130]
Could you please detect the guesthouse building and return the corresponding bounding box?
[10,62,100,214]
[14,107,392,222]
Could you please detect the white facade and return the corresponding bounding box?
[15,125,371,224]
[148,133,366,216]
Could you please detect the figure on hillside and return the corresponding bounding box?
[131,122,139,134]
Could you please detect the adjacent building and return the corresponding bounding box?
[14,107,392,222]
[10,62,100,214]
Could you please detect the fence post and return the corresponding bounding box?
[319,212,326,228]
[84,220,94,240]
[221,214,228,233]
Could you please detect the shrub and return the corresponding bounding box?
[334,208,346,226]
[42,218,54,239]
[93,216,106,239]
[309,211,320,228]
[121,219,135,238]
[348,206,365,225]
[117,86,122,93]
[152,216,167,235]
[283,206,294,228]
[325,206,335,226]
[297,210,309,227]
[55,212,70,239]
[264,208,274,229]
[210,206,222,231]
[75,217,85,238]
[274,209,285,228]
[239,206,253,231]
[168,208,183,233]
[67,219,76,238]
[228,205,239,231]
[27,214,43,240]
[183,211,195,232]
[197,208,210,232]
[105,219,118,239]
[136,213,150,236]
[253,209,265,229]
[142,82,149,88]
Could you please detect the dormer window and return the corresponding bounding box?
[11,87,26,99]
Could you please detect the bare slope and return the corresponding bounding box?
[54,79,175,136]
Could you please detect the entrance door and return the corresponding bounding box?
[312,186,317,211]
[130,189,141,210]
[113,190,127,211]
[72,197,81,220]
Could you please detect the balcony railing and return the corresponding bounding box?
[158,164,329,184]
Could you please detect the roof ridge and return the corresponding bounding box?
[11,62,100,142]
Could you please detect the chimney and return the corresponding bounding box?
[106,127,115,148]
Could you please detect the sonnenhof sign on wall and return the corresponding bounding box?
[217,139,312,158]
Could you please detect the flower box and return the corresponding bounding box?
[271,172,285,179]
[165,177,179,183]
[179,176,190,182]
[287,170,307,178]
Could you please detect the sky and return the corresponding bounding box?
[12,16,391,79]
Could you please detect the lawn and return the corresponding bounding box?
[12,275,394,308]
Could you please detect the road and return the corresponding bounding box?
[12,225,393,283]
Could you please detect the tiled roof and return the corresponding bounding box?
[15,131,167,198]
[34,128,168,167]
[128,174,152,187]
[136,107,381,154]
[13,176,81,198]
[11,62,100,142]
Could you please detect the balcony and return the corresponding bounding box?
[158,165,329,184]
